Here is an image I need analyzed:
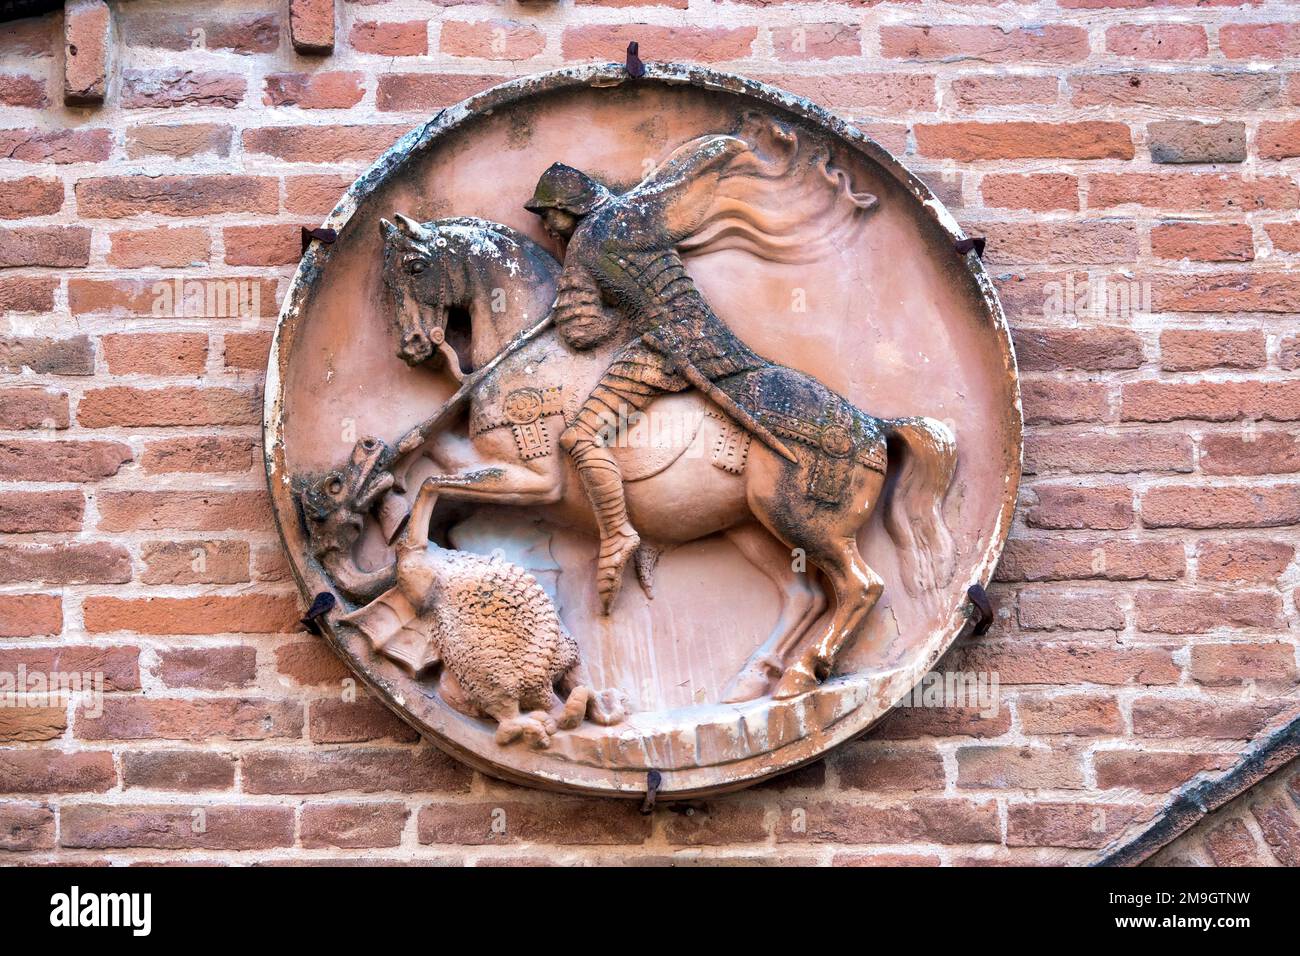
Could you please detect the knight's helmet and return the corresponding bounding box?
[524,163,612,218]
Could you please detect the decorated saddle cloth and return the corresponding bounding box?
[719,365,887,502]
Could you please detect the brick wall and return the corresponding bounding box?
[1,0,1298,865]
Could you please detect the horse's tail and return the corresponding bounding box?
[882,417,957,597]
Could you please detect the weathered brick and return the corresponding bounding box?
[101,333,208,375]
[957,745,1085,790]
[1189,643,1298,686]
[0,645,139,690]
[0,803,55,851]
[126,123,232,158]
[1071,71,1279,109]
[223,224,302,266]
[1106,24,1208,61]
[1249,797,1300,866]
[122,750,236,791]
[0,594,62,638]
[350,20,427,56]
[274,641,351,686]
[84,594,298,634]
[0,439,130,482]
[1131,697,1281,740]
[1159,328,1265,369]
[0,750,115,793]
[309,698,420,744]
[995,538,1185,582]
[778,798,1000,845]
[107,226,210,267]
[836,742,946,791]
[290,0,334,54]
[1141,485,1300,528]
[957,643,1179,686]
[442,20,545,60]
[156,646,258,690]
[1007,802,1143,848]
[244,747,472,794]
[76,176,278,218]
[120,69,245,109]
[1151,223,1253,263]
[1018,693,1123,736]
[141,436,258,475]
[0,127,110,163]
[1088,173,1299,212]
[420,797,651,845]
[96,490,272,532]
[0,226,90,267]
[1147,120,1246,164]
[1220,23,1300,60]
[1013,327,1142,371]
[1024,430,1192,475]
[0,177,62,217]
[63,0,111,104]
[981,173,1078,211]
[79,387,259,427]
[1122,381,1300,423]
[301,802,409,849]
[61,804,294,850]
[1018,589,1125,631]
[916,122,1133,160]
[141,540,250,585]
[264,71,364,109]
[1019,379,1110,425]
[1203,817,1263,866]
[770,23,861,61]
[78,698,303,741]
[0,708,66,743]
[1095,750,1232,793]
[0,335,94,375]
[562,25,755,62]
[0,491,83,533]
[0,74,48,108]
[1027,484,1134,530]
[376,74,506,112]
[1196,539,1294,583]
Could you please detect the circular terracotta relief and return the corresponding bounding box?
[265,64,1021,798]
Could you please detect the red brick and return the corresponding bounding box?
[755,73,937,112]
[309,698,420,744]
[0,74,48,108]
[0,594,62,638]
[0,177,62,217]
[0,388,68,429]
[107,227,210,267]
[1220,23,1300,60]
[301,802,409,849]
[84,594,298,634]
[101,333,208,375]
[836,742,946,790]
[1027,484,1133,530]
[1160,329,1263,370]
[157,646,258,689]
[770,23,861,61]
[223,224,302,266]
[778,798,1000,845]
[957,745,1084,790]
[562,25,755,63]
[916,122,1133,161]
[126,123,232,159]
[0,226,90,267]
[1249,797,1300,866]
[981,174,1078,211]
[1071,71,1279,109]
[290,0,334,54]
[1268,223,1300,255]
[1147,120,1246,164]
[0,277,57,313]
[264,71,364,109]
[141,540,251,585]
[957,643,1179,686]
[0,803,55,851]
[1203,817,1263,866]
[868,705,1011,740]
[96,490,271,532]
[63,0,110,104]
[0,750,115,793]
[1202,430,1298,477]
[0,440,131,483]
[79,387,258,427]
[62,498,138,560]
[120,69,245,109]
[274,641,350,685]
[1007,802,1143,848]
[951,75,1058,112]
[141,436,259,475]
[987,221,1139,265]
[122,751,236,791]
[1018,589,1125,630]
[0,708,66,743]
[1018,693,1123,736]
[995,538,1185,583]
[1131,697,1282,740]
[350,20,428,56]
[1095,750,1231,793]
[659,805,769,847]
[245,747,472,794]
[0,645,138,692]
[284,174,352,214]
[1141,484,1300,528]
[222,331,272,370]
[61,804,294,850]
[1019,379,1110,425]
[0,490,83,533]
[420,797,651,845]
[1196,539,1294,583]
[1013,327,1142,371]
[0,127,110,163]
[882,25,1088,63]
[76,176,278,218]
[376,74,507,111]
[1088,173,1299,212]
[442,20,545,60]
[1136,589,1282,633]
[1105,24,1207,60]
[242,124,410,163]
[1154,272,1300,313]
[118,11,280,54]
[1122,381,1300,422]
[1189,643,1298,686]
[1152,223,1253,263]
[78,698,303,741]
[1024,430,1192,475]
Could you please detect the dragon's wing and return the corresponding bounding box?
[339,587,441,674]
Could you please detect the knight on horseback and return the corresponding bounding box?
[525,136,801,614]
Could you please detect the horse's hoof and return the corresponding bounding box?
[721,672,771,703]
[771,668,819,700]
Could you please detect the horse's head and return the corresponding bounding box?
[379,213,466,369]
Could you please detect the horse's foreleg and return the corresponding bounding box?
[721,524,827,703]
[407,428,565,507]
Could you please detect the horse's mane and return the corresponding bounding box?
[423,216,561,279]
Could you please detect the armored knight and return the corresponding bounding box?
[526,124,874,612]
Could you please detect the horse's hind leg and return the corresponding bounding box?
[721,523,827,703]
[772,538,883,700]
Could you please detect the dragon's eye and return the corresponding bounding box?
[326,478,343,495]
[406,259,426,274]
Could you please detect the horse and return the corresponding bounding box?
[377,213,957,701]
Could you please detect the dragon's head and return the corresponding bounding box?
[297,436,401,559]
